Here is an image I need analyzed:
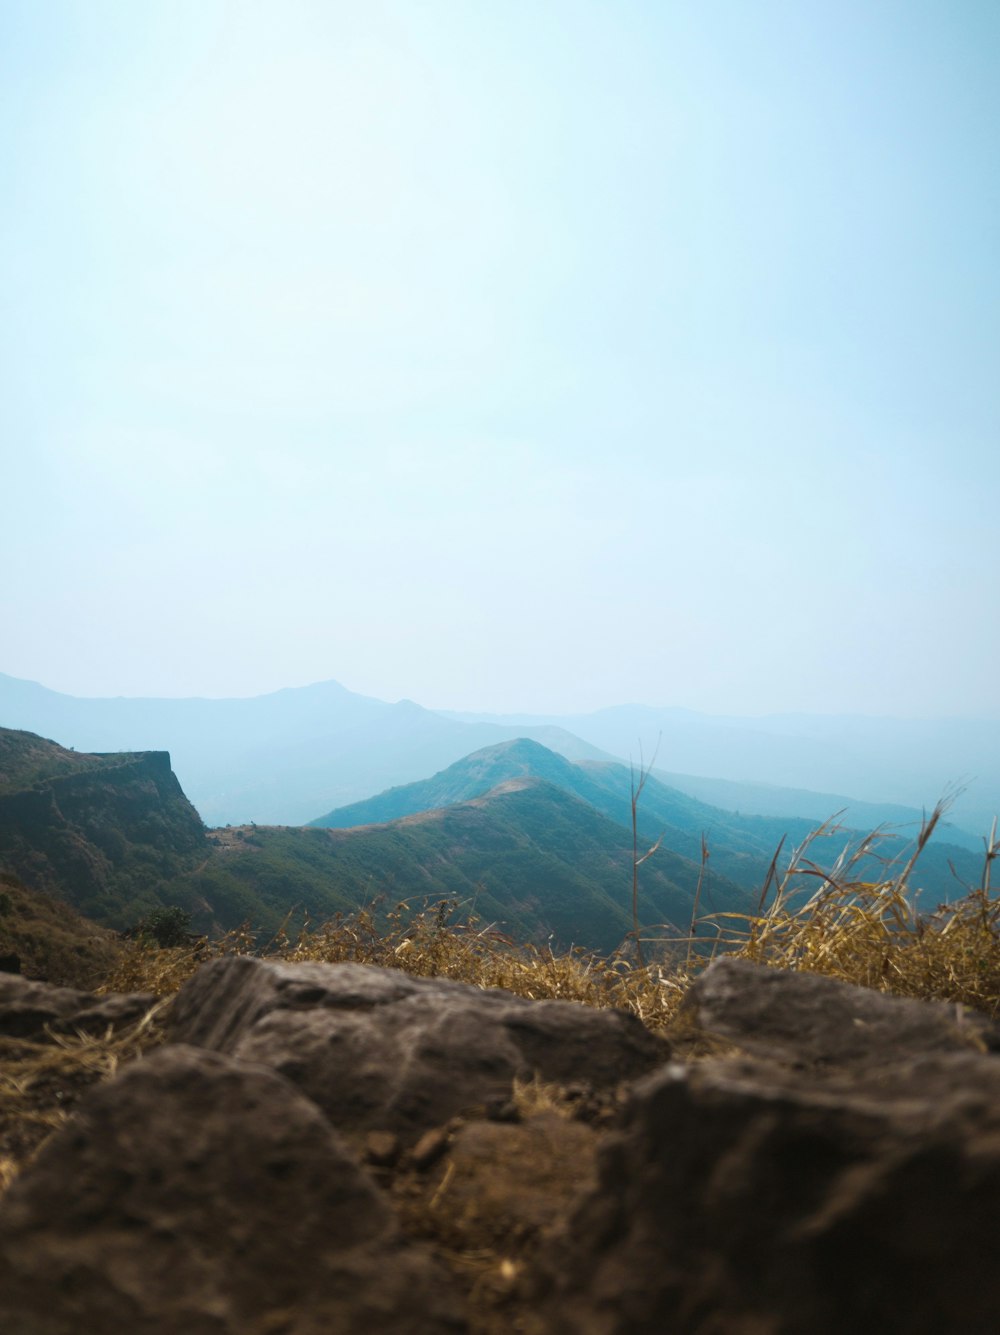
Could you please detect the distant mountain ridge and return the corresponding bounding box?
[0,673,609,826]
[441,704,1000,838]
[3,672,995,841]
[310,737,587,828]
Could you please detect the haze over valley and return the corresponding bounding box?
[1,671,994,842]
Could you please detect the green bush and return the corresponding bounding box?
[135,905,192,949]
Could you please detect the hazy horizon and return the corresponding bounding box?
[4,666,999,726]
[3,2,997,719]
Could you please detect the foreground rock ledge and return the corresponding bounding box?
[2,957,999,1333]
[0,1044,463,1335]
[682,955,1000,1066]
[546,962,1000,1335]
[169,955,671,1140]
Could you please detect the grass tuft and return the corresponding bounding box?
[0,1000,171,1189]
[676,800,1000,1018]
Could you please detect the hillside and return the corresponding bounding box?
[311,738,984,905]
[163,777,751,952]
[0,729,208,927]
[0,730,123,793]
[0,870,122,987]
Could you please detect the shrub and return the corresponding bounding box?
[135,905,193,949]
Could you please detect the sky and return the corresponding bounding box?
[2,0,998,717]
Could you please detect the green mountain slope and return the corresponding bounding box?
[311,738,983,905]
[0,729,208,926]
[166,777,751,952]
[309,737,589,826]
[0,870,122,988]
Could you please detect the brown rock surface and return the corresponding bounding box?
[5,957,998,1333]
[0,1044,462,1334]
[681,955,1000,1066]
[170,956,670,1140]
[0,972,155,1039]
[547,962,1000,1335]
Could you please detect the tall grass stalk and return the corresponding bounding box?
[629,736,665,972]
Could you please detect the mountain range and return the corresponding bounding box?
[0,728,752,954]
[0,673,605,826]
[310,737,985,907]
[442,704,1000,838]
[1,719,983,969]
[2,672,994,841]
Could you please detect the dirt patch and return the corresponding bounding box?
[369,1098,606,1335]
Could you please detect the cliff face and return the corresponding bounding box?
[0,731,206,928]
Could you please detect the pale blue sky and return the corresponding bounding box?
[2,0,998,715]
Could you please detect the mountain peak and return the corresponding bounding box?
[308,738,573,828]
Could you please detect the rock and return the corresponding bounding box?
[170,957,670,1140]
[0,973,155,1039]
[0,1045,462,1334]
[548,966,1000,1334]
[7,950,997,1332]
[681,956,1000,1066]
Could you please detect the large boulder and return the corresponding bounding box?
[547,962,1000,1334]
[0,973,155,1039]
[170,957,670,1140]
[0,1045,462,1335]
[681,956,1000,1066]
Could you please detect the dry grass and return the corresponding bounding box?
[101,898,681,1032]
[0,1001,170,1190]
[673,802,1000,1019]
[98,804,1000,1029]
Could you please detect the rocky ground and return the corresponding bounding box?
[1,957,998,1333]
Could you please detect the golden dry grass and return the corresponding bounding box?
[682,803,1000,1019]
[101,898,682,1031]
